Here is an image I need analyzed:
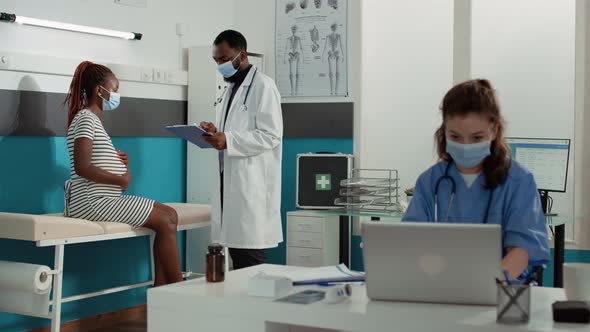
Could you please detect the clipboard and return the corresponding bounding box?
[165,124,214,149]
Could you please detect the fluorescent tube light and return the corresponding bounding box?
[0,12,142,40]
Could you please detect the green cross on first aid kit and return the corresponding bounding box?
[296,153,353,209]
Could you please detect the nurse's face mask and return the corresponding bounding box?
[444,113,496,169]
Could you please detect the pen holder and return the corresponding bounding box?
[496,283,531,325]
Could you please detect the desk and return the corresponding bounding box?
[147,264,586,332]
[316,209,576,288]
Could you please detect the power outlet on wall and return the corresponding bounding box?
[140,67,152,82]
[0,55,10,69]
[176,23,188,36]
[152,68,164,83]
[164,70,175,84]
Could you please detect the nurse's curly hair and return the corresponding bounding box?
[435,79,511,189]
[64,61,113,128]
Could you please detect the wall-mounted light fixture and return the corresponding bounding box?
[0,12,142,40]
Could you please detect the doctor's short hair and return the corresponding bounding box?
[435,79,511,189]
[214,30,248,51]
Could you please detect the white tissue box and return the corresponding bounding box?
[248,273,292,298]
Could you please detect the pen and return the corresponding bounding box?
[503,270,512,286]
[292,276,365,287]
[519,269,531,281]
[294,281,342,286]
[523,272,537,285]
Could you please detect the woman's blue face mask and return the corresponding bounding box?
[444,114,496,168]
[98,86,120,111]
[446,140,492,169]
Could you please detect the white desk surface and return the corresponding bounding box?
[147,264,588,332]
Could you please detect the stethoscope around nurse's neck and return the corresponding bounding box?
[434,160,495,224]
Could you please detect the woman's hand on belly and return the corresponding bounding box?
[120,171,131,192]
[117,150,129,167]
[75,138,131,188]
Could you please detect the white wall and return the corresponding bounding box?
[360,0,455,194]
[471,0,577,242]
[471,1,575,140]
[0,54,187,103]
[453,0,471,84]
[0,0,235,73]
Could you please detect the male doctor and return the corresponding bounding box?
[200,30,284,269]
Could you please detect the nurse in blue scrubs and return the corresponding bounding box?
[403,79,550,279]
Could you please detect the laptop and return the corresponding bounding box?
[361,221,501,305]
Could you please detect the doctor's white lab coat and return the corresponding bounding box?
[211,66,284,249]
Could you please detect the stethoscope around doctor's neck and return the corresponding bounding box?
[213,68,258,113]
[434,160,495,224]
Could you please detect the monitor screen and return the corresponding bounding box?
[506,138,571,192]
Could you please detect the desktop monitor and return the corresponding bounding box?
[506,138,571,193]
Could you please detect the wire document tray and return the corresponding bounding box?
[335,169,401,213]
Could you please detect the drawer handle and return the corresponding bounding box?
[298,254,313,258]
[299,223,313,227]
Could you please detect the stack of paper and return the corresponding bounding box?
[278,264,365,285]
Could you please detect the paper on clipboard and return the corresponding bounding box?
[165,124,214,149]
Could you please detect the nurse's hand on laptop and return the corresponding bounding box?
[501,246,530,280]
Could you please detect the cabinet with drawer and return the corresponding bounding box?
[286,210,339,267]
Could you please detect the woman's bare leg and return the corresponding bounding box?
[143,202,182,285]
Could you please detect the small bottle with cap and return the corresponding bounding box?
[206,243,225,282]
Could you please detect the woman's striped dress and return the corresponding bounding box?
[64,109,154,227]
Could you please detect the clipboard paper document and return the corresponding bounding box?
[166,124,213,149]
